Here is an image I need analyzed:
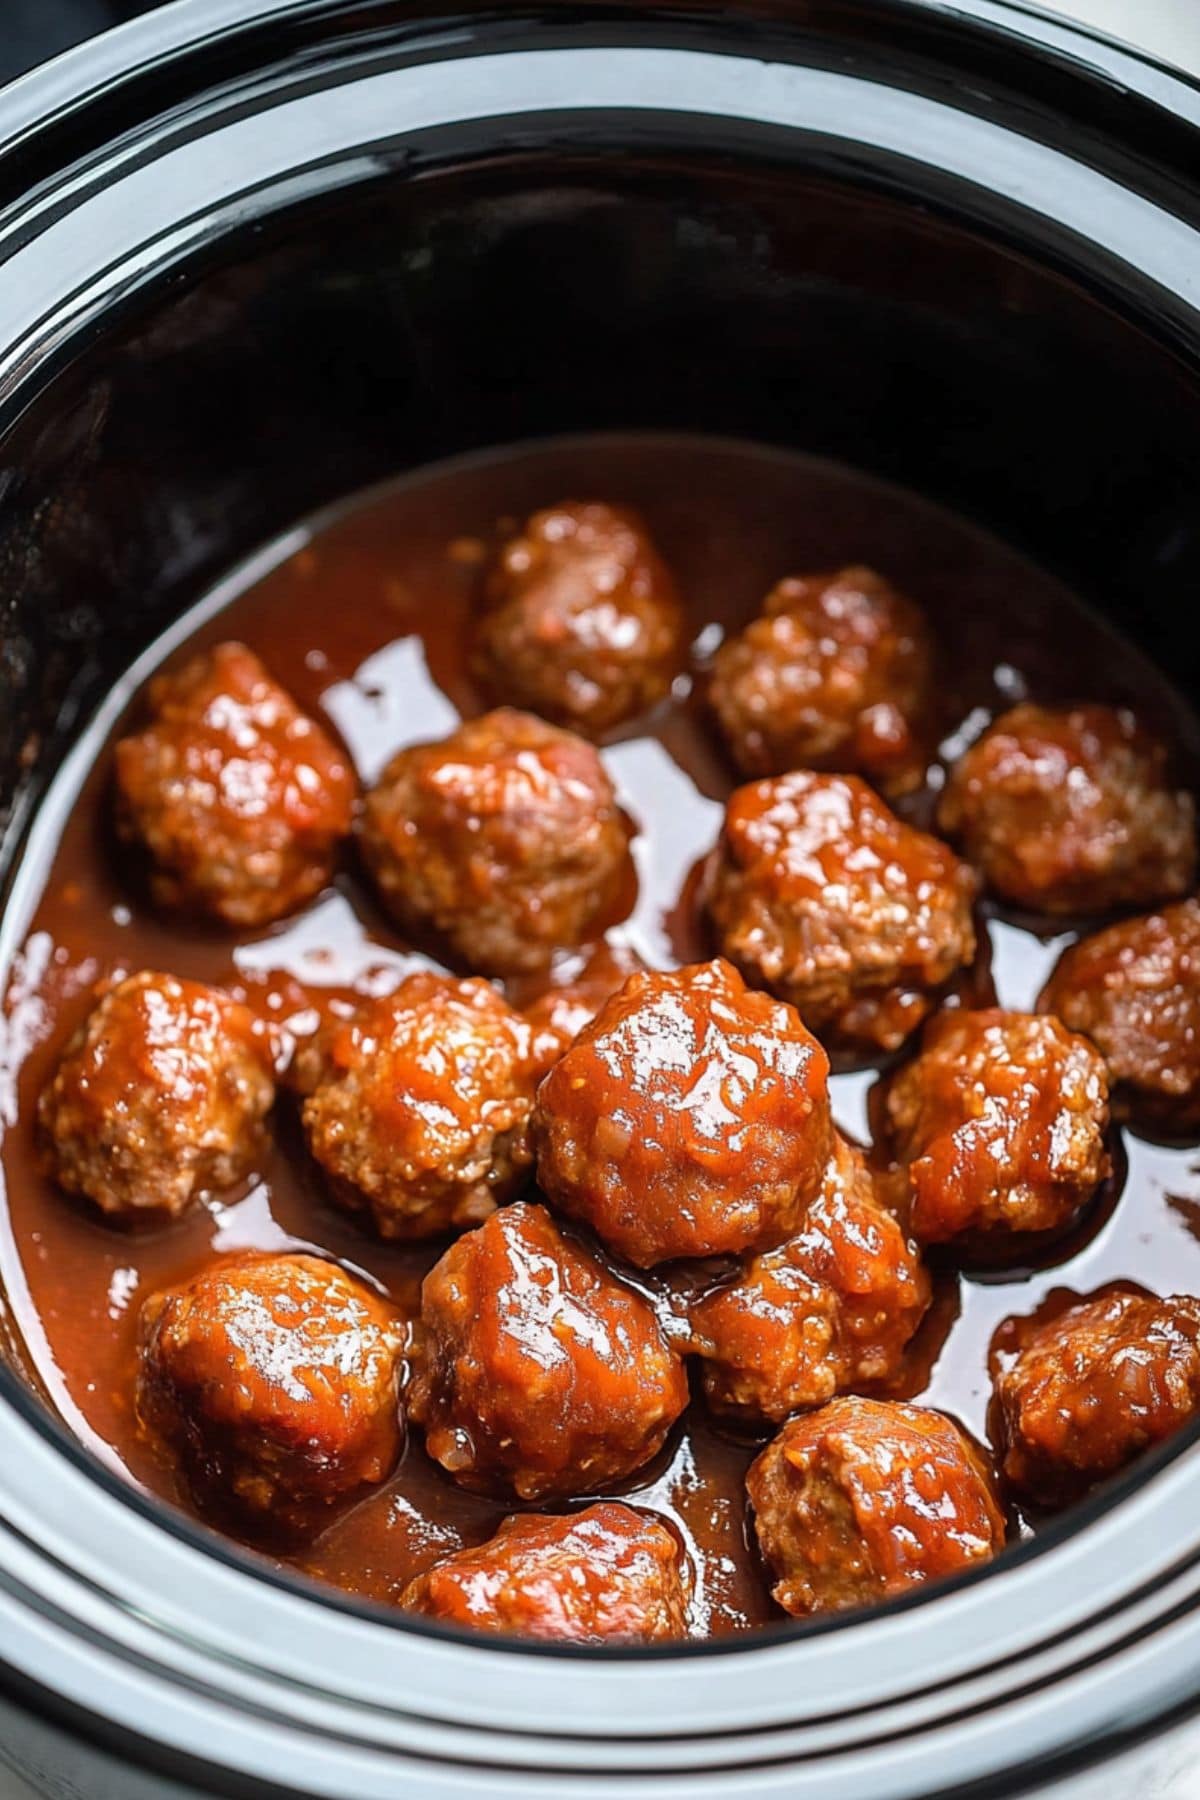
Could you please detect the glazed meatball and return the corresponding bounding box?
[472,502,683,735]
[710,566,932,793]
[399,1503,689,1642]
[1039,898,1200,1136]
[137,1253,406,1530]
[409,1201,688,1499]
[938,703,1195,915]
[519,939,648,1073]
[115,641,355,927]
[301,972,537,1240]
[994,1288,1200,1507]
[705,770,976,1053]
[689,1134,930,1423]
[532,959,833,1268]
[747,1396,1004,1616]
[358,709,631,975]
[879,1008,1111,1248]
[38,970,274,1221]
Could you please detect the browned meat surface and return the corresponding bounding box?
[747,1395,1004,1615]
[710,565,931,793]
[473,501,683,734]
[38,970,274,1221]
[878,1008,1110,1249]
[409,1202,688,1500]
[533,958,832,1267]
[358,708,631,975]
[400,1502,690,1642]
[706,770,976,1051]
[137,1253,406,1531]
[302,972,538,1240]
[115,641,354,926]
[939,703,1195,915]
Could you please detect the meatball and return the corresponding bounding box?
[710,566,932,793]
[938,702,1195,915]
[705,770,976,1053]
[38,970,274,1222]
[301,972,537,1240]
[115,641,355,927]
[409,1201,688,1499]
[472,502,683,735]
[137,1253,406,1531]
[689,1134,930,1423]
[747,1396,1004,1616]
[1039,898,1200,1137]
[399,1503,689,1642]
[532,958,833,1268]
[994,1288,1200,1507]
[519,939,648,1073]
[879,1008,1111,1248]
[358,708,631,975]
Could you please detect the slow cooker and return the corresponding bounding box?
[1,1,1199,1794]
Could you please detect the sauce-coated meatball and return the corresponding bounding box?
[689,1134,930,1423]
[358,708,631,975]
[137,1253,406,1531]
[399,1503,689,1642]
[879,1008,1111,1248]
[993,1288,1200,1507]
[115,641,355,926]
[519,939,649,1074]
[1039,899,1200,1136]
[747,1396,1004,1616]
[38,970,274,1221]
[409,1202,688,1499]
[938,703,1195,915]
[472,502,683,735]
[301,972,537,1240]
[533,959,833,1267]
[705,770,976,1052]
[710,566,932,792]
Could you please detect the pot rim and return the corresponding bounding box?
[0,0,1197,163]
[0,2,1198,1792]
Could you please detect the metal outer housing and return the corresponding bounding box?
[0,3,1198,1795]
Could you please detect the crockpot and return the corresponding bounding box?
[1,2,1199,1795]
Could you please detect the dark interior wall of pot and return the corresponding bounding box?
[1,151,1198,850]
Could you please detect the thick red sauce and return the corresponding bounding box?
[2,433,1199,1638]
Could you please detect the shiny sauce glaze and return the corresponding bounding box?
[2,433,1199,1638]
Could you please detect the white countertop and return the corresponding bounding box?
[0,2,1196,1796]
[1036,0,1199,71]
